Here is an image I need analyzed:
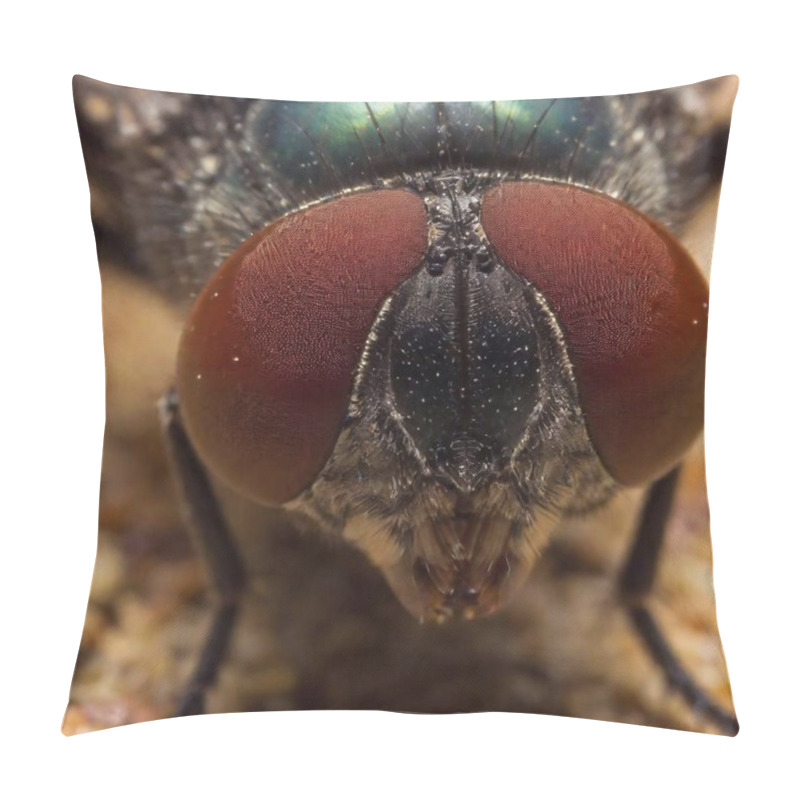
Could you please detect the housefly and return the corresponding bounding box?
[67,76,738,734]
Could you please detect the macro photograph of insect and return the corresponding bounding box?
[63,74,738,737]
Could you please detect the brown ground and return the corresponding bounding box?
[62,263,735,736]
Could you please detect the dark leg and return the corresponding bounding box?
[159,390,246,716]
[619,466,738,735]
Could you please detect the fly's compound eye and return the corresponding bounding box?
[481,182,709,486]
[176,189,428,504]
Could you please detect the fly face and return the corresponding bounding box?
[171,101,710,622]
[72,78,736,730]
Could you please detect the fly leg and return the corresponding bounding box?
[619,466,738,735]
[159,389,246,716]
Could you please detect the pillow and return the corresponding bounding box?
[66,76,738,735]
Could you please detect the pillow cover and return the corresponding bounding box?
[66,76,738,735]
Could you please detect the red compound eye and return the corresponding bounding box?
[176,189,428,504]
[481,182,709,487]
